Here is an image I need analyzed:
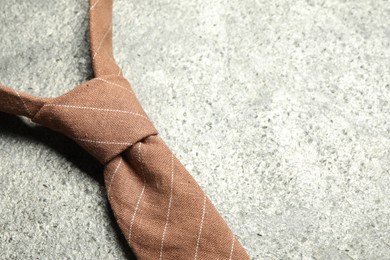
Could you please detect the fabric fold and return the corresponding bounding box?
[32,75,157,164]
[0,0,250,258]
[104,135,249,259]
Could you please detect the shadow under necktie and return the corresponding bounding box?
[0,112,137,260]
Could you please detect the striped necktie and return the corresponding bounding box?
[0,0,250,259]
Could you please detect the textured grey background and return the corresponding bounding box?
[1,0,390,259]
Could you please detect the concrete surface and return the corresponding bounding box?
[1,0,390,259]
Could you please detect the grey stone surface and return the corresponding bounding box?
[1,0,390,259]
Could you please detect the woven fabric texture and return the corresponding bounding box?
[0,0,249,259]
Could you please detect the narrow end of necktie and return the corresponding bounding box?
[0,0,251,258]
[0,85,49,119]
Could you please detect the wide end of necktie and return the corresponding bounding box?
[0,0,251,257]
[27,75,250,259]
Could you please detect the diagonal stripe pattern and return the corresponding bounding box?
[32,75,157,164]
[0,0,250,259]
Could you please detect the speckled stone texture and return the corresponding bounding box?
[1,0,390,259]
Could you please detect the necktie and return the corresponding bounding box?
[0,0,250,259]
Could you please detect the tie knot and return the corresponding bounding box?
[32,75,158,164]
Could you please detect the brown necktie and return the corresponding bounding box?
[0,0,250,259]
